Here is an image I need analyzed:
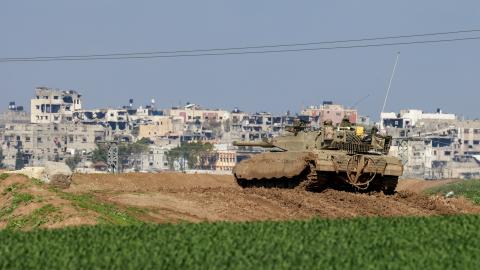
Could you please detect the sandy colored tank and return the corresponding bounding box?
[233,122,403,194]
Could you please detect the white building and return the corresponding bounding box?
[381,109,455,129]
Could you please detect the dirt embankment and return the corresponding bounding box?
[397,179,461,193]
[0,174,97,230]
[70,173,480,223]
[2,172,478,229]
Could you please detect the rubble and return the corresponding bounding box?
[14,161,73,189]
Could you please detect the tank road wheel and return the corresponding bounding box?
[235,176,248,188]
[234,175,302,189]
[381,176,399,195]
[346,155,376,191]
[296,162,320,191]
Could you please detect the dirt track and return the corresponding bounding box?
[70,173,480,223]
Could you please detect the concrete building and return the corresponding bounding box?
[0,102,29,124]
[31,87,82,123]
[213,144,237,172]
[167,103,231,124]
[390,138,433,179]
[138,140,180,172]
[138,116,184,139]
[0,122,105,169]
[386,117,480,179]
[301,102,357,125]
[381,109,456,129]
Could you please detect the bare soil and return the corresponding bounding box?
[0,174,98,230]
[397,179,462,193]
[70,173,480,223]
[2,172,479,229]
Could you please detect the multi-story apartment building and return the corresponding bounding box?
[166,103,231,123]
[301,101,357,125]
[31,87,82,123]
[381,109,456,129]
[1,122,105,169]
[138,116,184,139]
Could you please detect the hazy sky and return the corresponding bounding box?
[1,1,479,119]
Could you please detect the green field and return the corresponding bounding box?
[1,215,479,269]
[426,179,480,204]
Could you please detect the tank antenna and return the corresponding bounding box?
[380,52,400,129]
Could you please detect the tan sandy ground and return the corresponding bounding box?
[69,173,480,223]
[397,179,462,193]
[2,172,479,229]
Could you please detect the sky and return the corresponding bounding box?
[1,1,479,120]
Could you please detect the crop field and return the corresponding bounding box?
[1,215,480,269]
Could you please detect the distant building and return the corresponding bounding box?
[301,101,357,125]
[138,116,184,139]
[31,87,82,124]
[381,109,456,129]
[0,101,29,124]
[0,122,105,169]
[166,103,231,124]
[213,144,237,172]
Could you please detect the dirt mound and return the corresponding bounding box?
[3,173,478,229]
[397,179,461,193]
[0,174,97,230]
[70,173,480,223]
[70,172,235,193]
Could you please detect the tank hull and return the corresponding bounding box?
[233,150,403,194]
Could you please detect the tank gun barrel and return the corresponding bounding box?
[233,141,275,148]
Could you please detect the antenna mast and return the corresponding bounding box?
[380,52,400,129]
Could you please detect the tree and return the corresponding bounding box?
[0,149,4,169]
[118,139,151,171]
[65,152,82,171]
[92,144,108,163]
[165,142,214,171]
[15,148,25,170]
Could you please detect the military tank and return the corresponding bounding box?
[233,120,403,194]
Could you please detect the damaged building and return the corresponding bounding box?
[31,87,82,124]
[1,122,106,169]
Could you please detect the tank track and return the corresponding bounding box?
[236,170,399,195]
[235,163,327,191]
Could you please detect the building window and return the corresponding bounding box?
[26,137,31,142]
[465,129,470,134]
[37,137,42,143]
[54,96,59,99]
[464,140,470,145]
[474,141,480,145]
[444,151,451,156]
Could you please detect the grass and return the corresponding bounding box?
[426,179,480,204]
[0,183,51,230]
[0,173,9,181]
[0,215,479,269]
[6,204,60,230]
[2,177,143,230]
[33,177,143,226]
[52,189,143,226]
[0,184,34,220]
